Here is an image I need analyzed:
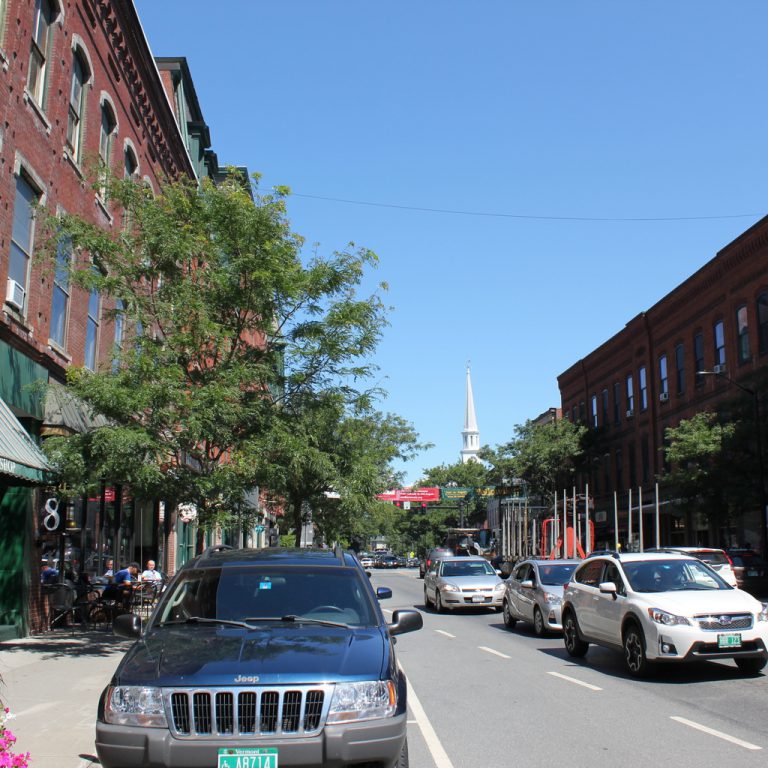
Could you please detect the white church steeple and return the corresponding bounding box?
[461,363,480,464]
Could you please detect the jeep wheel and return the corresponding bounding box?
[397,739,409,768]
[502,599,517,629]
[735,657,767,676]
[533,606,547,637]
[623,623,651,677]
[563,610,588,657]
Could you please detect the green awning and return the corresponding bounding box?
[0,395,53,485]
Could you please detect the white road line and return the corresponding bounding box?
[670,716,762,751]
[478,646,511,659]
[405,676,456,768]
[434,629,455,638]
[546,671,602,691]
[14,701,57,718]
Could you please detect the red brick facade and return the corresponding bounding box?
[558,215,768,550]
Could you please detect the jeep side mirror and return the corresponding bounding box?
[389,609,423,636]
[113,613,142,639]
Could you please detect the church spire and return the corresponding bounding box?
[461,363,480,464]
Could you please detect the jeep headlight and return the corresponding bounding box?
[104,686,167,727]
[758,603,768,622]
[327,680,396,723]
[441,583,460,592]
[647,608,691,626]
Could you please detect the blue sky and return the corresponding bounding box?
[135,1,768,484]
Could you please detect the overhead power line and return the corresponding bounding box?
[271,188,762,223]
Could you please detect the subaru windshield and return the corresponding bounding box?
[622,559,730,592]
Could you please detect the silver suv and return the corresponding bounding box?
[561,551,768,677]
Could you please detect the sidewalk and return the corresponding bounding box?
[0,630,132,768]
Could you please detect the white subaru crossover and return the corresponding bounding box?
[561,551,768,677]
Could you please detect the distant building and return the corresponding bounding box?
[461,364,481,463]
[558,215,768,552]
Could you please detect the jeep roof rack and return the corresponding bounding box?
[333,544,346,565]
[200,544,234,559]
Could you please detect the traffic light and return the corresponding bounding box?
[421,503,428,512]
[393,501,402,509]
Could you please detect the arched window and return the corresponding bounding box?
[124,144,138,179]
[736,304,750,363]
[66,48,90,162]
[757,293,768,356]
[98,100,117,199]
[85,267,101,371]
[28,0,57,107]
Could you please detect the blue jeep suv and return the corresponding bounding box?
[96,546,423,767]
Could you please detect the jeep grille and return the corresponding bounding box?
[168,686,331,738]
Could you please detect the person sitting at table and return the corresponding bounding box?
[102,562,139,610]
[103,558,114,580]
[141,560,162,582]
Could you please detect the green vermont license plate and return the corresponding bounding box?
[717,633,742,648]
[217,748,278,768]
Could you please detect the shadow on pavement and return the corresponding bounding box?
[0,630,132,659]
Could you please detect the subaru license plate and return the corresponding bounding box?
[218,748,278,768]
[717,633,742,649]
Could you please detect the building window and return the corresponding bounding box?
[603,452,610,492]
[98,102,117,199]
[124,145,138,179]
[28,0,55,107]
[613,382,621,424]
[758,293,768,356]
[85,272,101,370]
[591,395,598,428]
[66,50,89,163]
[601,389,609,426]
[693,332,705,386]
[50,236,71,347]
[638,366,647,411]
[626,374,634,416]
[579,401,585,424]
[736,305,750,364]
[714,320,726,367]
[8,173,41,312]
[675,343,685,394]
[659,354,668,397]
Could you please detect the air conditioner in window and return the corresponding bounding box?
[713,363,727,374]
[5,278,25,311]
[626,409,634,418]
[659,392,669,402]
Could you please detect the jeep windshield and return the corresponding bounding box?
[622,559,731,592]
[154,566,378,627]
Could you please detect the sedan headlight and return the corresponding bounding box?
[542,591,561,604]
[104,686,167,727]
[441,583,460,592]
[758,603,768,622]
[327,680,396,723]
[647,607,692,626]
[493,582,506,592]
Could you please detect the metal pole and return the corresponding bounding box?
[554,490,559,558]
[614,491,619,551]
[628,488,633,551]
[655,482,660,548]
[585,483,590,555]
[572,486,577,558]
[638,486,644,552]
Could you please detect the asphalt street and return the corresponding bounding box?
[370,568,768,768]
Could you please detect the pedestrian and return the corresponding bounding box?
[103,558,114,580]
[141,560,162,582]
[40,560,59,585]
[102,562,139,611]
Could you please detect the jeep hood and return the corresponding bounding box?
[114,625,387,686]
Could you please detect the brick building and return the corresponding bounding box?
[558,215,768,554]
[0,0,196,637]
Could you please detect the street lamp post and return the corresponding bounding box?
[698,370,768,559]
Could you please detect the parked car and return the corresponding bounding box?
[727,549,768,598]
[376,554,400,569]
[503,558,580,635]
[423,555,504,612]
[647,547,737,587]
[419,547,453,579]
[97,546,423,768]
[561,551,768,677]
[359,555,375,568]
[406,556,420,568]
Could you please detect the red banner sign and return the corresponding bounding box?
[376,487,440,503]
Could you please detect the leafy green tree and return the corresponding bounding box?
[480,418,586,507]
[40,173,392,541]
